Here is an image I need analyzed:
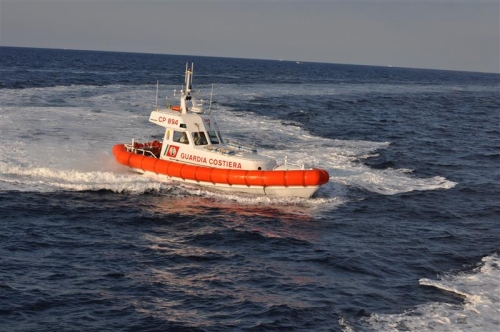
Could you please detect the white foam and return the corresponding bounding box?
[216,110,456,196]
[0,161,169,194]
[0,83,456,202]
[366,254,500,331]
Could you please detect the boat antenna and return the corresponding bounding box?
[155,80,159,110]
[208,84,214,114]
[191,63,194,85]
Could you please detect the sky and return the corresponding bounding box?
[1,0,499,73]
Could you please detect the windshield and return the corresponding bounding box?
[208,131,220,144]
[192,131,208,145]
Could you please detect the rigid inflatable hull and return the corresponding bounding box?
[113,144,329,198]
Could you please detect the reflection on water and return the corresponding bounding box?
[123,193,330,328]
[144,193,314,221]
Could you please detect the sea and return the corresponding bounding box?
[0,46,499,332]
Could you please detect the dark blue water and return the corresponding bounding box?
[0,47,499,331]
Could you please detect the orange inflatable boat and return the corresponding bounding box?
[113,142,329,197]
[112,63,330,197]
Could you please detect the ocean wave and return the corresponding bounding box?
[365,253,500,332]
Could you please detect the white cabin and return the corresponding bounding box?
[149,63,278,171]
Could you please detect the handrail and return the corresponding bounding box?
[226,140,257,153]
[205,145,235,155]
[125,144,158,158]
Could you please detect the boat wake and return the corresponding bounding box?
[247,116,457,196]
[0,161,167,194]
[0,83,456,205]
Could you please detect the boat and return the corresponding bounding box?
[112,63,329,198]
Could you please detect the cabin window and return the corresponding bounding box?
[173,131,189,144]
[208,131,220,144]
[192,132,208,145]
[214,122,224,144]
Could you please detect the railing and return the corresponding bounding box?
[205,145,235,155]
[225,140,257,154]
[272,156,306,170]
[125,144,159,158]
